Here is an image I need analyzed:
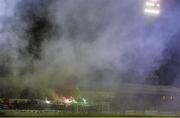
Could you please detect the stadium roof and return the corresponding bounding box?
[81,83,180,99]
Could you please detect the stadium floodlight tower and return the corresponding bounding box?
[144,0,161,16]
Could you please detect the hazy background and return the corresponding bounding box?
[0,0,180,101]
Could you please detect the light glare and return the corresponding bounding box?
[157,4,160,7]
[144,0,161,16]
[45,99,51,104]
[144,8,160,15]
[146,2,155,7]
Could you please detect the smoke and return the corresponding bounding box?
[0,0,180,109]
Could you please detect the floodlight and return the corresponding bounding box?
[144,0,161,16]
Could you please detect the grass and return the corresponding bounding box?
[1,110,180,117]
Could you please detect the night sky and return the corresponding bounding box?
[154,0,180,86]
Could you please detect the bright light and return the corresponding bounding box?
[64,98,72,104]
[45,99,51,104]
[151,0,159,2]
[82,98,87,105]
[157,4,160,7]
[144,8,160,15]
[63,96,74,105]
[146,2,155,7]
[144,0,161,16]
[73,99,78,104]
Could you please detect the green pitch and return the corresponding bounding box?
[1,110,180,117]
[1,116,179,118]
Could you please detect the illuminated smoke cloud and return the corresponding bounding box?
[0,0,180,100]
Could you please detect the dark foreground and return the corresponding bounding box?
[1,110,180,117]
[2,116,179,118]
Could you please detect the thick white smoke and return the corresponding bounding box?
[0,0,180,102]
